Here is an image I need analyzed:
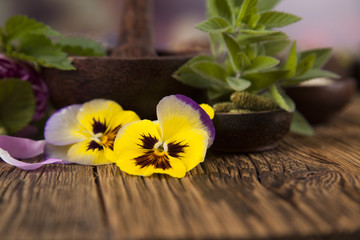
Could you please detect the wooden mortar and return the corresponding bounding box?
[43,0,205,120]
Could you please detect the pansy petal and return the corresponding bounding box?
[157,95,215,147]
[44,143,71,163]
[166,128,208,171]
[109,110,140,130]
[76,99,123,133]
[67,140,112,165]
[114,120,186,177]
[45,104,88,145]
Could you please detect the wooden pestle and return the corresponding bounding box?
[111,0,157,57]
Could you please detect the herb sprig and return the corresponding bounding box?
[0,15,106,70]
[173,0,339,135]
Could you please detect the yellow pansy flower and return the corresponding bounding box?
[113,95,215,178]
[44,99,140,165]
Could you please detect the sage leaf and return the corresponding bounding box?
[196,17,231,33]
[226,77,251,91]
[257,0,281,12]
[269,84,295,112]
[284,41,297,78]
[246,56,280,72]
[299,48,332,69]
[259,11,301,28]
[5,15,60,41]
[190,61,229,88]
[296,53,316,76]
[57,37,106,56]
[290,111,314,135]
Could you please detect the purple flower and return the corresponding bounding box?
[0,54,49,121]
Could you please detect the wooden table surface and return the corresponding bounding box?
[1,95,360,240]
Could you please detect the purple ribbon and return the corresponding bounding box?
[0,135,64,170]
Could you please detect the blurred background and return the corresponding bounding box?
[1,0,360,54]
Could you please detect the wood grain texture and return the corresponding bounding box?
[1,95,360,239]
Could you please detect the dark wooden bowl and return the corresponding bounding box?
[211,110,292,152]
[42,53,206,120]
[286,78,356,124]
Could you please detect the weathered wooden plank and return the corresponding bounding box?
[0,162,107,240]
[96,95,360,240]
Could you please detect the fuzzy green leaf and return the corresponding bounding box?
[196,17,231,33]
[296,53,316,76]
[14,34,75,70]
[248,14,260,28]
[5,15,60,41]
[230,0,245,8]
[212,0,234,24]
[0,79,35,134]
[259,11,302,28]
[226,77,251,91]
[269,84,295,112]
[258,0,281,12]
[290,111,314,135]
[238,31,288,45]
[190,61,229,88]
[244,69,289,92]
[237,0,258,25]
[284,41,297,78]
[57,37,106,56]
[246,56,280,72]
[299,48,332,69]
[173,56,214,89]
[223,33,242,70]
[263,39,290,56]
[240,29,278,35]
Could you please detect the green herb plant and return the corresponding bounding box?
[0,15,106,135]
[173,0,339,135]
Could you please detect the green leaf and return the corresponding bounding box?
[0,79,35,134]
[238,31,288,45]
[237,52,252,70]
[283,69,340,86]
[240,29,278,35]
[296,53,315,76]
[298,48,332,69]
[243,69,289,92]
[237,0,258,25]
[263,39,290,56]
[212,0,234,24]
[5,15,60,42]
[195,17,231,33]
[226,77,251,91]
[259,11,302,28]
[269,84,295,112]
[248,14,260,28]
[173,56,214,89]
[57,36,106,56]
[284,41,297,78]
[223,33,242,70]
[258,0,281,12]
[290,111,314,135]
[14,34,75,70]
[230,0,245,8]
[190,61,229,89]
[246,56,280,72]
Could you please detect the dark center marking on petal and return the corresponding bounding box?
[137,133,158,149]
[167,141,189,158]
[134,134,172,170]
[92,118,107,134]
[102,125,122,150]
[134,151,172,170]
[87,140,103,151]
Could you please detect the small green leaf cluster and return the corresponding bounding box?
[173,0,338,135]
[0,15,106,70]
